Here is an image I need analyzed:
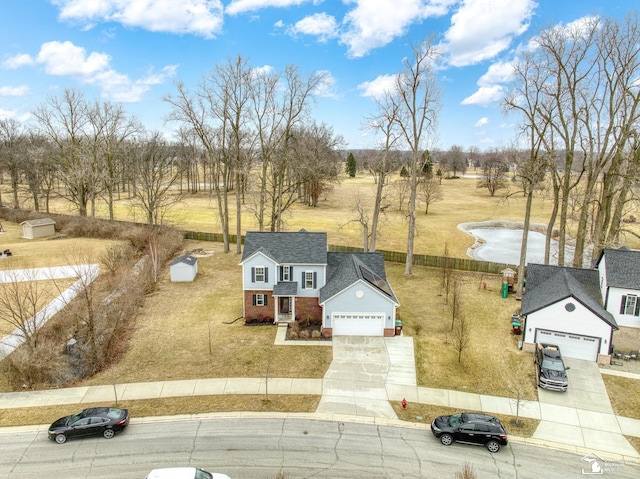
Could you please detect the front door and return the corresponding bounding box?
[279,297,290,313]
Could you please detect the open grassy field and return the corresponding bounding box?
[33,171,640,257]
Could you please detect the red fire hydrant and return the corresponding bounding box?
[401,398,407,410]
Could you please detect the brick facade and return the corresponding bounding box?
[294,296,322,322]
[244,290,274,321]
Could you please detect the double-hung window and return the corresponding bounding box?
[304,271,314,289]
[620,294,640,316]
[254,266,266,283]
[254,294,267,306]
[282,266,291,282]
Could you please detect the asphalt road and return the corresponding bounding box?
[1,417,637,478]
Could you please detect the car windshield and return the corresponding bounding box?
[67,412,83,425]
[542,357,565,371]
[447,414,463,427]
[195,470,213,479]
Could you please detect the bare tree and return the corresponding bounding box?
[364,91,401,251]
[130,132,182,226]
[450,277,463,330]
[454,462,477,479]
[0,118,26,208]
[393,38,440,275]
[419,176,443,214]
[33,89,95,216]
[451,311,471,364]
[477,150,508,196]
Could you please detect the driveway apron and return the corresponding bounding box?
[532,358,638,457]
[316,336,416,419]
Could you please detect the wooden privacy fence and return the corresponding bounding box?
[184,230,517,275]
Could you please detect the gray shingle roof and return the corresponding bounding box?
[320,252,398,304]
[273,281,298,296]
[240,231,327,264]
[521,263,617,329]
[20,218,55,226]
[596,248,640,290]
[171,254,197,266]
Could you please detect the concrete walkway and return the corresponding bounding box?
[0,334,639,463]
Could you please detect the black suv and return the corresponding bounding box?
[430,412,508,453]
[535,343,569,391]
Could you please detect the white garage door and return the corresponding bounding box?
[332,313,385,336]
[535,329,600,361]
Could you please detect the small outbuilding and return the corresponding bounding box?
[20,218,56,239]
[170,254,198,282]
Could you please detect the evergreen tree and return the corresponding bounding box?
[345,152,356,177]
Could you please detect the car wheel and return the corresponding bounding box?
[486,440,501,453]
[103,429,115,439]
[55,434,67,444]
[440,433,453,446]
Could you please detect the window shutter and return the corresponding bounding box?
[265,268,268,282]
[301,271,305,289]
[252,294,256,306]
[313,271,317,289]
[251,267,255,282]
[289,266,293,279]
[279,266,283,281]
[264,295,268,306]
[620,296,627,314]
[635,298,640,316]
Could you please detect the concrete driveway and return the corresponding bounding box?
[315,336,416,419]
[532,358,638,457]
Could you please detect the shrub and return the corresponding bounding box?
[311,330,321,339]
[299,330,310,340]
[288,330,299,340]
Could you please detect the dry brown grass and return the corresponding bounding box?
[0,395,320,427]
[391,402,539,438]
[79,241,332,387]
[602,375,640,419]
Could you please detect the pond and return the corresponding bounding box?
[460,222,578,266]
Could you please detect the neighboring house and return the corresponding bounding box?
[594,247,640,329]
[239,230,399,337]
[170,254,198,282]
[521,263,618,362]
[21,218,56,239]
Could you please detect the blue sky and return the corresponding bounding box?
[1,1,637,151]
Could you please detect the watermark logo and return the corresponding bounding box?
[581,453,626,475]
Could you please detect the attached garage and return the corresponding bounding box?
[535,329,600,361]
[332,313,385,336]
[521,264,618,363]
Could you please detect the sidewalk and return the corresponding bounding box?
[1,332,640,465]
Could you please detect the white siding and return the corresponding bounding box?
[170,262,197,282]
[322,280,396,332]
[523,297,612,356]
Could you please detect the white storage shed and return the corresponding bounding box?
[170,254,198,282]
[21,218,56,239]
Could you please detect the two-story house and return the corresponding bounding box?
[595,247,640,329]
[239,230,399,337]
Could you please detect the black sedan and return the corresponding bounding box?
[48,407,129,444]
[430,412,508,453]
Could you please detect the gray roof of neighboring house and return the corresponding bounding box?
[240,231,328,265]
[595,248,640,290]
[171,254,197,267]
[521,263,617,329]
[320,252,398,304]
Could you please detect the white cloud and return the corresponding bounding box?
[10,41,176,102]
[53,0,224,38]
[291,13,338,42]
[253,64,275,76]
[462,60,514,106]
[341,0,456,58]
[461,85,504,106]
[226,0,315,16]
[0,85,30,96]
[3,53,34,69]
[357,74,398,99]
[474,117,489,127]
[315,70,339,99]
[442,0,536,67]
